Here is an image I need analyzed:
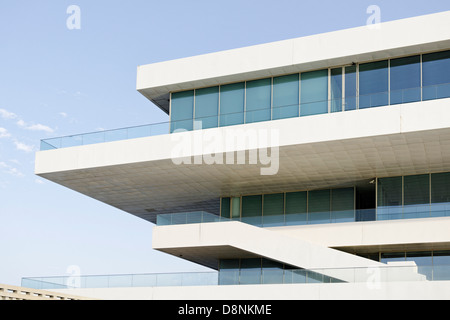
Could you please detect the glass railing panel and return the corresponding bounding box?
[416,265,434,281]
[423,83,450,101]
[300,100,328,117]
[84,275,109,288]
[261,215,285,227]
[156,204,450,228]
[219,113,244,128]
[331,267,358,283]
[127,125,151,139]
[202,212,225,223]
[308,211,331,225]
[437,83,450,100]
[21,278,44,290]
[181,272,218,286]
[239,269,261,285]
[170,212,188,225]
[272,103,300,120]
[305,270,325,283]
[156,273,183,287]
[433,265,450,281]
[403,204,430,219]
[285,269,307,284]
[155,212,224,226]
[24,264,450,290]
[356,209,376,222]
[344,96,357,111]
[193,114,219,131]
[171,119,193,133]
[156,214,172,226]
[330,97,343,113]
[430,202,450,218]
[331,210,355,223]
[245,107,271,124]
[359,92,389,109]
[185,211,203,224]
[40,138,60,150]
[132,274,157,287]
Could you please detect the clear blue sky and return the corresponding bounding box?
[1,1,449,286]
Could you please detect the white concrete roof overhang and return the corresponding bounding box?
[136,11,450,114]
[35,98,450,223]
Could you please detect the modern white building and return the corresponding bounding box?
[28,11,450,300]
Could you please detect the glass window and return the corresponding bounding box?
[231,197,241,219]
[245,78,271,123]
[219,82,245,127]
[221,197,230,219]
[170,90,194,133]
[331,188,355,222]
[308,189,330,223]
[330,68,343,113]
[423,50,450,100]
[241,195,262,225]
[300,69,328,116]
[194,86,219,129]
[285,191,307,225]
[263,193,284,226]
[377,177,402,220]
[273,74,299,120]
[240,258,261,285]
[345,65,357,111]
[390,55,421,105]
[359,60,389,109]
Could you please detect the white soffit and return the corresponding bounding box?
[137,11,450,113]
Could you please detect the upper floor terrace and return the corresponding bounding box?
[40,12,450,151]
